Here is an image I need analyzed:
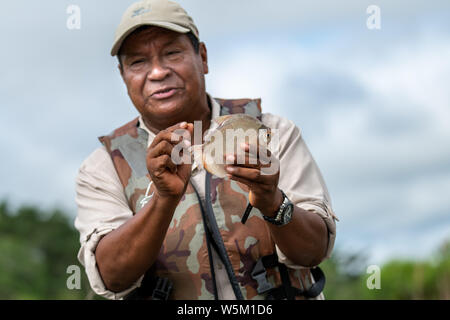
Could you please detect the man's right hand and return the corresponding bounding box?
[96,121,194,293]
[146,121,194,201]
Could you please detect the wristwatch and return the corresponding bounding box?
[262,190,294,226]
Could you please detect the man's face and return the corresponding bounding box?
[119,27,208,127]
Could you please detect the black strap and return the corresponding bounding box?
[124,272,173,300]
[261,254,279,268]
[251,258,274,294]
[266,266,325,300]
[192,182,219,300]
[304,267,326,298]
[202,219,219,300]
[151,277,173,300]
[205,172,244,300]
[278,263,295,300]
[241,203,253,224]
[251,253,326,300]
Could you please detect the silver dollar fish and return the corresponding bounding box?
[199,114,272,178]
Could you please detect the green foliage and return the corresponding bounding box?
[0,201,94,299]
[321,241,450,299]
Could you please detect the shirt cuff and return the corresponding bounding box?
[77,226,144,300]
[298,200,337,261]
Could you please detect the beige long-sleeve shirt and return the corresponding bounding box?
[74,96,338,300]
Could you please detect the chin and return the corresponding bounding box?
[145,98,188,122]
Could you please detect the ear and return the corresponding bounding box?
[199,42,209,75]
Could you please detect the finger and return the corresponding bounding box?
[149,154,177,175]
[167,121,188,132]
[236,143,275,167]
[173,124,194,145]
[241,142,272,164]
[150,122,189,148]
[225,165,273,184]
[147,140,174,159]
[226,173,256,189]
[169,122,193,145]
[161,154,178,173]
[224,150,273,169]
[223,153,261,169]
[226,170,276,196]
[150,130,182,149]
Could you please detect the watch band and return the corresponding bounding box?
[262,190,293,226]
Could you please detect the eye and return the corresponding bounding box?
[166,50,181,56]
[131,59,145,66]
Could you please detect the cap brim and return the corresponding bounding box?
[111,22,190,56]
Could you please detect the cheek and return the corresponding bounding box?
[125,74,146,102]
[182,64,205,91]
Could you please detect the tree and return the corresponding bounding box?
[0,201,95,299]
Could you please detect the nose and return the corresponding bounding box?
[147,58,171,81]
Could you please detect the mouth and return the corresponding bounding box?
[151,87,179,100]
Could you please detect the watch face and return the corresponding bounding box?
[283,204,293,224]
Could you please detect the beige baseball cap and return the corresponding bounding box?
[111,0,199,56]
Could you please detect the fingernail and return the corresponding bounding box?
[183,139,191,147]
[226,166,235,173]
[180,122,187,128]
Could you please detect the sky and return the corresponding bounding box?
[1,0,449,266]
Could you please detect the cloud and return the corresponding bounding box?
[203,14,450,263]
[179,0,450,39]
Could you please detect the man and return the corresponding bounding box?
[75,0,337,300]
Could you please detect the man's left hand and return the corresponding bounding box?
[225,143,283,217]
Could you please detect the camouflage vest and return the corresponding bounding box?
[99,98,316,300]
